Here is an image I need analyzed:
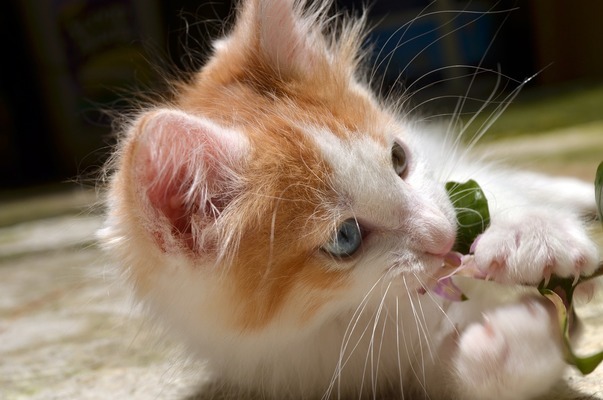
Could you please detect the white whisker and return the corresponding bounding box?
[358,279,389,398]
[413,273,458,336]
[390,7,516,101]
[395,296,406,400]
[371,283,392,398]
[401,277,429,396]
[323,276,385,400]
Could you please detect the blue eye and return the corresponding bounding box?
[322,218,363,258]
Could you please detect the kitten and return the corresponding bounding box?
[100,0,600,399]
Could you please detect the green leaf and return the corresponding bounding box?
[445,180,491,254]
[540,287,603,374]
[595,161,603,226]
[573,350,603,375]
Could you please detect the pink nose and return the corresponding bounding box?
[423,233,456,257]
[412,206,457,257]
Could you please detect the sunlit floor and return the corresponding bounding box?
[1,86,603,399]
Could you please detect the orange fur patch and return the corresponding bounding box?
[114,0,397,330]
[223,121,349,330]
[169,4,393,330]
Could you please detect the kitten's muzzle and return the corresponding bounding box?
[412,205,456,257]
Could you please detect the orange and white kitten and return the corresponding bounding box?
[101,1,600,399]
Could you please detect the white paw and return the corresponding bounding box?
[453,298,565,400]
[472,211,599,285]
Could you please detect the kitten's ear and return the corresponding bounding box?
[128,109,248,254]
[257,0,319,75]
[237,0,326,77]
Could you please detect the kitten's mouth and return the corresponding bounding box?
[418,251,485,301]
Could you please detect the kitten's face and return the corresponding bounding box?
[106,0,456,335]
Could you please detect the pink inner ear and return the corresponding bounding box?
[147,164,193,245]
[132,109,248,253]
[135,136,195,251]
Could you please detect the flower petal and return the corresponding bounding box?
[433,277,468,302]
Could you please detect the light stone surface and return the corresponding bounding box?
[1,123,603,400]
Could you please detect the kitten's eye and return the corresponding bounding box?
[322,218,362,258]
[392,142,408,177]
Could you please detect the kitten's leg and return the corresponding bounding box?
[472,208,599,284]
[440,170,597,399]
[469,173,600,284]
[451,296,566,400]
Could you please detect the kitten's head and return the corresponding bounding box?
[104,0,456,341]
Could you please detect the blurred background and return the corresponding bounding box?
[1,0,602,192]
[2,2,603,398]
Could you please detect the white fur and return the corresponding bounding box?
[104,117,598,399]
[101,1,601,399]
